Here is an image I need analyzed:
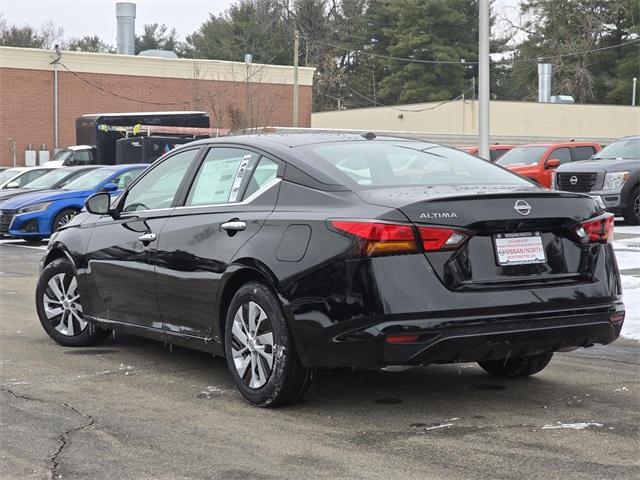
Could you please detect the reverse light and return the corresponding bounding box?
[329,220,471,257]
[575,214,614,243]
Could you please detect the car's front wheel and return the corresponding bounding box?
[224,281,315,407]
[623,186,639,225]
[478,352,553,378]
[36,258,109,347]
[52,208,79,232]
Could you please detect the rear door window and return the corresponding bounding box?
[69,150,92,166]
[244,157,279,198]
[572,146,596,161]
[491,149,510,161]
[185,148,259,206]
[549,147,572,164]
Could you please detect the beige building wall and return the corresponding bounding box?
[312,100,640,140]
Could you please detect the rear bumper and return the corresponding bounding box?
[293,304,624,368]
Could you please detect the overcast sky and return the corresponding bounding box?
[1,0,232,43]
[1,0,522,46]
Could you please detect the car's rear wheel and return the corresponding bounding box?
[623,186,639,225]
[224,281,315,407]
[36,258,109,347]
[478,352,553,378]
[52,208,79,232]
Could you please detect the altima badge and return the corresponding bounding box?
[514,200,532,216]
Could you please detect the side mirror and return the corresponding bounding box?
[102,182,118,192]
[5,180,19,189]
[85,192,112,215]
[545,158,561,169]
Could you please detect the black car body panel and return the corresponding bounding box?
[41,134,624,369]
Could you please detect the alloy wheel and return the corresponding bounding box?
[231,301,275,389]
[43,272,87,336]
[56,212,77,229]
[634,194,639,216]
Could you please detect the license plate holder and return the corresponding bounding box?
[494,232,546,266]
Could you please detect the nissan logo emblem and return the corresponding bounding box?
[570,175,579,185]
[514,200,532,216]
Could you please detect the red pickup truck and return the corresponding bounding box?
[495,141,601,188]
[463,144,514,162]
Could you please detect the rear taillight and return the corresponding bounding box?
[329,220,418,257]
[329,220,471,257]
[575,214,614,243]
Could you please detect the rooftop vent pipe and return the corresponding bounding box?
[116,2,136,55]
[538,63,552,103]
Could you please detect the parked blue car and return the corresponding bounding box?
[0,164,147,240]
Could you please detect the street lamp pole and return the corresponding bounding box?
[293,30,300,128]
[478,0,490,160]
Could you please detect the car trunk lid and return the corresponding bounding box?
[357,185,603,290]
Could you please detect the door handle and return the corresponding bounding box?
[138,232,157,244]
[221,221,247,232]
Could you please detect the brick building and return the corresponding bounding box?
[0,46,315,167]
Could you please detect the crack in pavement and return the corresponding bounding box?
[1,388,96,480]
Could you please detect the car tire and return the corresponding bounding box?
[52,208,79,232]
[224,281,315,407]
[36,257,110,347]
[623,186,639,225]
[21,237,45,244]
[478,352,553,378]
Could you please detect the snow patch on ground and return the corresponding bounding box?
[615,224,640,236]
[542,422,603,430]
[620,274,640,340]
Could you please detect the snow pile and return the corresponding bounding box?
[613,233,640,341]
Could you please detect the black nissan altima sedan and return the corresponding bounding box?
[36,133,625,407]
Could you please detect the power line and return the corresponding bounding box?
[58,60,275,107]
[304,36,640,66]
[346,82,475,112]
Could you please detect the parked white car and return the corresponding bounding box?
[0,166,59,190]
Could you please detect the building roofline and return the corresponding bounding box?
[0,46,315,86]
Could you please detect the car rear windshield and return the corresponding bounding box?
[593,139,640,160]
[61,168,114,190]
[305,142,531,188]
[496,146,547,166]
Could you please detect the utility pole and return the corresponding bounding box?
[633,77,637,106]
[50,45,62,150]
[478,0,490,160]
[244,53,252,131]
[293,30,300,128]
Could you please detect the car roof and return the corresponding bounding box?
[95,164,148,172]
[66,145,95,151]
[519,141,600,148]
[185,132,438,150]
[59,165,99,171]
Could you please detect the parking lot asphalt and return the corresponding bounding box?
[1,243,639,480]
